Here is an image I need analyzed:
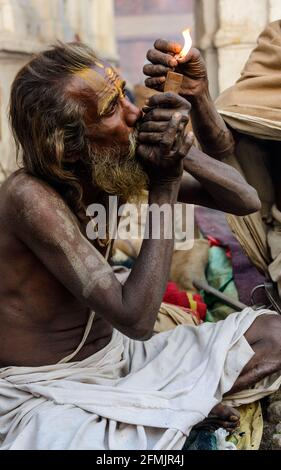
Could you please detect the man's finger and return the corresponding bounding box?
[143,64,170,77]
[146,49,177,68]
[171,126,187,154]
[138,132,164,145]
[140,115,187,135]
[160,112,182,152]
[154,39,182,55]
[176,47,201,64]
[138,121,168,133]
[137,144,157,163]
[144,77,165,90]
[142,108,189,125]
[172,131,194,158]
[148,92,191,111]
[142,108,176,122]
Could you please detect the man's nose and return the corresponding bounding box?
[122,98,142,128]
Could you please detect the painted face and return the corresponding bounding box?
[74,62,141,148]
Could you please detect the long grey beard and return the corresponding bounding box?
[91,132,148,201]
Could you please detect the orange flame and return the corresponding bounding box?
[179,28,192,58]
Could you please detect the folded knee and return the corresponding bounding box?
[262,315,281,356]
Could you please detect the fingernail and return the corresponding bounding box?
[169,58,177,67]
[174,112,182,119]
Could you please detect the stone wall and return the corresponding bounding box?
[196,0,281,98]
[0,0,117,182]
[115,0,281,103]
[114,0,194,88]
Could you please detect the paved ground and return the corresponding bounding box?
[260,390,281,450]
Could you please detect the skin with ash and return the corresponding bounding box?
[0,42,280,436]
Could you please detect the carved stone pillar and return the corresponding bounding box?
[269,0,281,21]
[194,0,276,97]
[92,0,117,62]
[214,0,269,93]
[194,0,219,99]
[64,0,117,61]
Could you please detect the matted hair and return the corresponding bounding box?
[9,42,99,214]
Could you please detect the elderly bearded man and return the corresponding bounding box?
[0,42,280,451]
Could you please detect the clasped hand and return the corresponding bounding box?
[137,92,193,186]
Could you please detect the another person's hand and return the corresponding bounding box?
[144,39,208,101]
[137,92,193,186]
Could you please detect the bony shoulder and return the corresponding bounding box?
[4,171,81,245]
[6,171,64,212]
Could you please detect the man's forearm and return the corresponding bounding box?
[179,146,261,215]
[121,182,179,339]
[189,87,235,160]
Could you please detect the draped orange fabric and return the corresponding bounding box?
[216,20,281,140]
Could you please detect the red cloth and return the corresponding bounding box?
[207,236,231,259]
[163,282,207,321]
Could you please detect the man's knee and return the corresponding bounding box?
[246,314,281,355]
[259,315,281,357]
[243,314,281,379]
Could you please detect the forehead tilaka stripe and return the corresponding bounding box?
[75,66,125,116]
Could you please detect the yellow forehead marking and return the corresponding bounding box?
[77,68,107,93]
[76,68,125,116]
[105,67,125,98]
[105,67,115,81]
[95,61,105,69]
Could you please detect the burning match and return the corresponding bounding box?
[164,28,193,93]
[178,28,193,59]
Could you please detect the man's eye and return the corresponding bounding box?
[105,100,118,116]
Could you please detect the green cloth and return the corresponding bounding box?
[204,246,239,322]
[183,430,218,450]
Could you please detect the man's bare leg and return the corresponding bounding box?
[194,314,281,432]
[228,314,281,395]
[194,404,240,433]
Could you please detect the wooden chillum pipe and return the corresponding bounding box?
[164,70,183,94]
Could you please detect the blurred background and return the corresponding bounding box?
[0,0,280,181]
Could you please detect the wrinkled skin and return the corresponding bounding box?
[0,76,191,367]
[137,92,193,183]
[144,39,208,100]
[144,39,234,156]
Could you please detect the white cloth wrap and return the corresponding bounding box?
[0,308,280,450]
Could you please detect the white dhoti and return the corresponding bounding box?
[0,308,280,450]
